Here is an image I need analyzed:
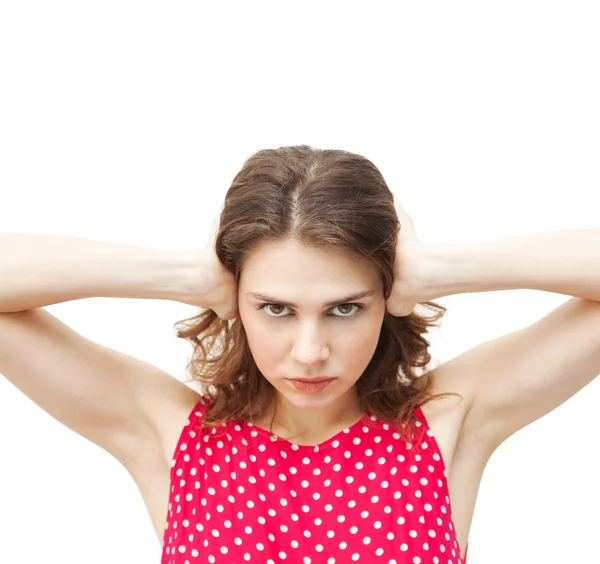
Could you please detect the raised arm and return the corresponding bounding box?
[406,229,600,453]
[0,233,210,469]
[0,233,198,313]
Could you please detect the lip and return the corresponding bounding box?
[287,377,335,383]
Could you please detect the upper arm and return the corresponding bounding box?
[0,308,194,470]
[449,297,600,453]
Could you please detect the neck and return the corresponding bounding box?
[264,390,363,440]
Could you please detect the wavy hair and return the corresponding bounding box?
[174,145,460,444]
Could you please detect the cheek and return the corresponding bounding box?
[342,321,382,368]
[242,317,281,370]
[339,308,385,368]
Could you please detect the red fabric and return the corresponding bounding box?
[161,396,468,563]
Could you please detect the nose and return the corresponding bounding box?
[290,324,330,365]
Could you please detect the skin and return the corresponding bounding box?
[237,237,387,441]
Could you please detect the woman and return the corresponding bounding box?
[1,145,599,563]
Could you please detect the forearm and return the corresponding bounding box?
[0,233,202,313]
[422,229,600,302]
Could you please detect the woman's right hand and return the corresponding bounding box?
[199,213,238,320]
[175,213,238,320]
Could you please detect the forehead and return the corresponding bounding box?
[240,238,380,291]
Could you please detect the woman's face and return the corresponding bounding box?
[237,238,386,410]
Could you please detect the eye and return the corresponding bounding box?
[257,303,365,319]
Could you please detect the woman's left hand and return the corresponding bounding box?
[385,194,432,317]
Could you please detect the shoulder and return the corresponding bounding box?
[150,382,205,469]
[414,362,480,458]
[413,361,476,424]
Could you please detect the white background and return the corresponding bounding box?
[1,2,599,563]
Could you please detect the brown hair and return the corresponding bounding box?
[174,145,460,444]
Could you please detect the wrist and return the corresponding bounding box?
[152,249,213,303]
[416,242,472,300]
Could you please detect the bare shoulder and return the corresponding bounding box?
[415,359,487,469]
[417,360,491,559]
[122,374,201,479]
[415,358,477,428]
[150,381,202,468]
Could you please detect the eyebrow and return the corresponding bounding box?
[247,290,376,309]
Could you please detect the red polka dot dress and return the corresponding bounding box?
[161,396,469,563]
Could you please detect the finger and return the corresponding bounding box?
[392,193,418,242]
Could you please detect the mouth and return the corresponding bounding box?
[287,377,335,383]
[287,378,335,393]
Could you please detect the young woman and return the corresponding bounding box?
[1,145,599,564]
